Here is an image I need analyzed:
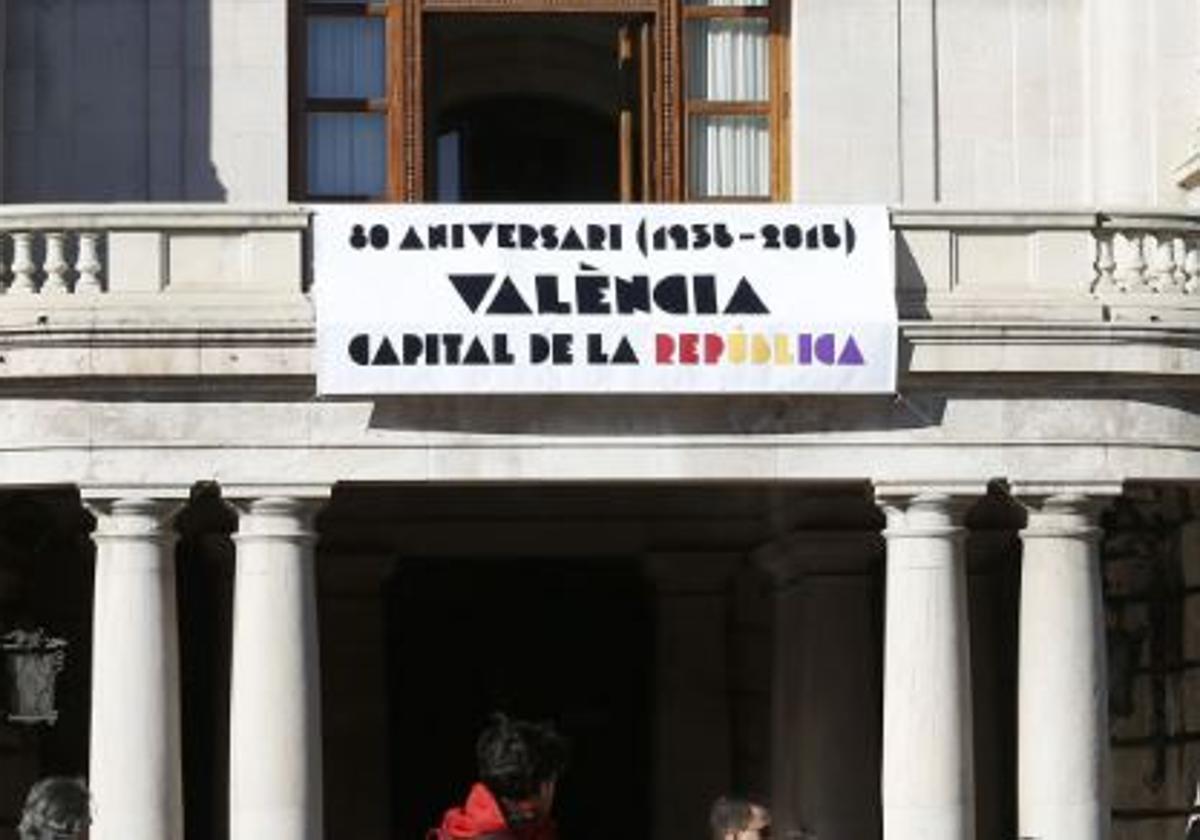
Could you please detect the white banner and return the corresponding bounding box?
[313,204,896,394]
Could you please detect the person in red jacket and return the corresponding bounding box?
[432,713,569,840]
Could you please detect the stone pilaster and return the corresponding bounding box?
[1088,0,1154,204]
[755,530,884,840]
[229,496,326,840]
[87,497,185,840]
[644,554,740,840]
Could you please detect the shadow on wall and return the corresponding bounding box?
[3,0,225,202]
[365,393,949,437]
[0,490,93,840]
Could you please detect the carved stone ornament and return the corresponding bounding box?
[2,627,67,725]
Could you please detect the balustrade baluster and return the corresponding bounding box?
[1172,237,1188,290]
[10,232,37,294]
[1151,235,1176,293]
[42,232,69,294]
[0,233,9,293]
[1185,237,1200,295]
[76,232,103,294]
[1125,232,1148,293]
[1094,232,1116,293]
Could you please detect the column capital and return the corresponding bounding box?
[1015,491,1113,542]
[81,485,192,502]
[875,487,978,539]
[642,553,742,594]
[231,496,329,543]
[753,530,882,586]
[1009,480,1123,504]
[873,481,986,508]
[221,484,333,503]
[84,497,184,540]
[754,549,806,588]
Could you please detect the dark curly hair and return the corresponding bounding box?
[18,777,89,840]
[476,713,568,805]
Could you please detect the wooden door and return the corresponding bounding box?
[618,18,655,201]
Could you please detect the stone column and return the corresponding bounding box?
[87,497,185,840]
[878,490,976,840]
[1015,491,1113,840]
[229,496,326,840]
[644,554,739,840]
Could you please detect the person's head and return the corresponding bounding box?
[710,796,770,840]
[18,777,90,840]
[476,713,568,824]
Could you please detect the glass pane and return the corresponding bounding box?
[307,113,387,196]
[436,131,463,203]
[307,17,386,99]
[688,114,769,198]
[686,19,769,101]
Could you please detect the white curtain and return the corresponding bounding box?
[689,115,769,197]
[307,17,385,99]
[686,18,768,100]
[307,17,386,196]
[308,113,386,196]
[687,18,770,196]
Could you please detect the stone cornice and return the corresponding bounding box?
[2,317,1199,385]
[0,204,310,230]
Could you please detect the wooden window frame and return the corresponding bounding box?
[291,1,394,201]
[680,0,789,201]
[291,0,789,202]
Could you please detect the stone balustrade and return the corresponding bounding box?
[1094,213,1200,297]
[0,204,1194,382]
[0,205,1195,313]
[0,206,308,296]
[892,208,1200,322]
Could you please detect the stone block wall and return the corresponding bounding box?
[1107,489,1200,840]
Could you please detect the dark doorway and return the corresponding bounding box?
[425,14,633,202]
[435,97,618,202]
[386,557,653,840]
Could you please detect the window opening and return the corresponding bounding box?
[292,0,787,201]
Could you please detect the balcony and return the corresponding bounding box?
[0,204,1196,382]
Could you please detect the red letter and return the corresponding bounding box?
[656,334,676,364]
[679,333,700,364]
[703,333,725,364]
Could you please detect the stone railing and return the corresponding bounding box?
[892,209,1200,322]
[1094,213,1200,296]
[0,205,308,296]
[0,204,1193,381]
[0,204,1195,321]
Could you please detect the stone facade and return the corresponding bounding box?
[0,1,1198,840]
